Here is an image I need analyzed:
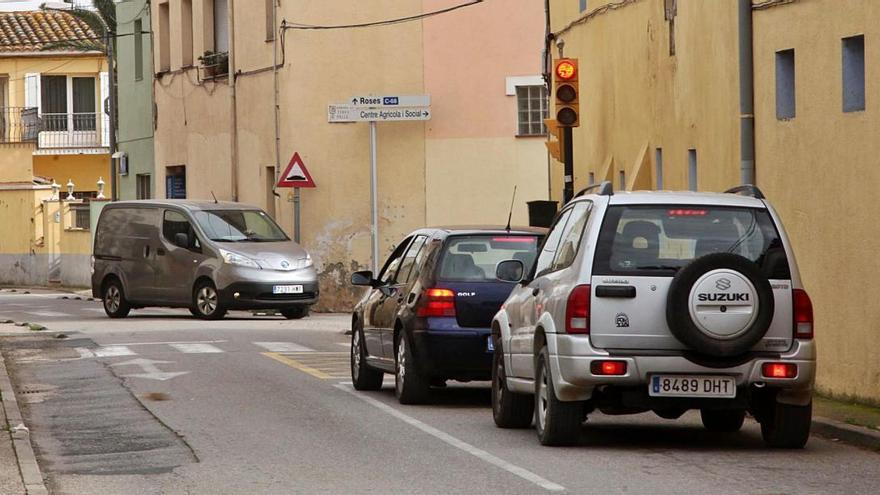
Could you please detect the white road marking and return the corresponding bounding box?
[75,348,96,359]
[24,311,71,317]
[253,342,315,353]
[93,346,136,358]
[336,342,351,347]
[106,340,228,347]
[169,343,224,354]
[109,358,189,381]
[83,308,108,313]
[333,383,565,492]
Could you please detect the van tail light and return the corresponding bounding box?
[762,362,797,379]
[565,284,591,334]
[792,289,813,339]
[416,288,456,317]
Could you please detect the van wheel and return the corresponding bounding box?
[281,306,309,320]
[102,279,131,318]
[492,339,533,428]
[192,281,227,320]
[701,409,745,432]
[535,346,583,446]
[761,401,812,449]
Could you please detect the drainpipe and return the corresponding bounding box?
[229,0,239,201]
[544,0,552,199]
[738,0,755,185]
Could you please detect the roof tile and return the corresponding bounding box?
[0,10,98,53]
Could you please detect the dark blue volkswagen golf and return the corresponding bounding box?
[350,226,545,404]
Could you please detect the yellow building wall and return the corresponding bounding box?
[0,145,34,183]
[549,0,742,198]
[754,0,880,404]
[33,154,110,193]
[0,55,107,107]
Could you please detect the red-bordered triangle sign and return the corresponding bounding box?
[276,152,316,188]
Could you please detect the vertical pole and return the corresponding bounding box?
[294,187,301,242]
[563,126,574,203]
[738,0,755,185]
[369,120,379,274]
[272,0,282,221]
[106,32,117,201]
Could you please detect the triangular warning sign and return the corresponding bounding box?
[276,152,316,188]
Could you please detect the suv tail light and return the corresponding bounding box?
[416,288,456,317]
[792,289,813,339]
[565,284,591,334]
[762,362,797,379]
[590,360,626,376]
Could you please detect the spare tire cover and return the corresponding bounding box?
[666,253,775,357]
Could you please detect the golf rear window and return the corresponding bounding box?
[593,206,790,278]
[438,235,540,282]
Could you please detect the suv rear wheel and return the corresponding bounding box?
[395,332,429,404]
[700,409,746,433]
[492,339,533,428]
[761,400,812,449]
[535,346,583,446]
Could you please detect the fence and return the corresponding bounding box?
[0,107,104,148]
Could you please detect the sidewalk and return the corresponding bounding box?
[812,395,880,451]
[0,389,25,495]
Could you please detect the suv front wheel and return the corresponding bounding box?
[534,346,583,446]
[492,338,533,428]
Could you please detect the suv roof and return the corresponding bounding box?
[579,190,767,208]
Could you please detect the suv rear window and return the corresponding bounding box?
[593,206,790,278]
[438,235,540,282]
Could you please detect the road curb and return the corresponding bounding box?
[812,417,880,451]
[0,350,48,495]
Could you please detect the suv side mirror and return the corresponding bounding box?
[351,270,375,287]
[496,259,525,283]
[174,232,190,248]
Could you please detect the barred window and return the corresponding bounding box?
[516,85,548,136]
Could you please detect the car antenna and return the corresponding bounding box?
[211,191,218,204]
[505,186,517,232]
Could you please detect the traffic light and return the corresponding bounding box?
[554,58,579,127]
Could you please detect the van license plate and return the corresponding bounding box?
[649,375,736,398]
[273,285,303,295]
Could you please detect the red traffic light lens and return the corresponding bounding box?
[557,107,578,126]
[556,84,577,103]
[556,60,577,81]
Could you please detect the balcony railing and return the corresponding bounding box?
[199,51,229,80]
[0,107,106,149]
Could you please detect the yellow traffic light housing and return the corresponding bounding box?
[554,58,580,127]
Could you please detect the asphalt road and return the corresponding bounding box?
[1,290,879,494]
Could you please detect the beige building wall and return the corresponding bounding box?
[153,0,547,310]
[549,0,742,198]
[754,0,880,404]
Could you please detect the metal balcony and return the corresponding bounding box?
[0,107,108,151]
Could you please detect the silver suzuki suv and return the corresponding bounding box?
[491,184,815,448]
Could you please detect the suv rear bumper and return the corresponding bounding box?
[548,334,815,406]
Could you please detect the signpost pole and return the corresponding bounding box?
[294,187,301,242]
[369,121,379,274]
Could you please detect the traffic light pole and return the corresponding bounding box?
[563,127,574,203]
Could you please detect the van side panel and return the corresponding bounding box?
[93,207,161,302]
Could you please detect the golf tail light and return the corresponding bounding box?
[762,362,797,379]
[793,289,813,339]
[565,284,591,334]
[591,360,627,376]
[417,288,456,317]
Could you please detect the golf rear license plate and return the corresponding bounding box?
[273,285,303,295]
[650,375,736,398]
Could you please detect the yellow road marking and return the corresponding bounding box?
[262,352,332,379]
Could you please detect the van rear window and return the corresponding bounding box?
[592,206,790,278]
[438,235,540,282]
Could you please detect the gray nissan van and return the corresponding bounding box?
[91,200,318,320]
